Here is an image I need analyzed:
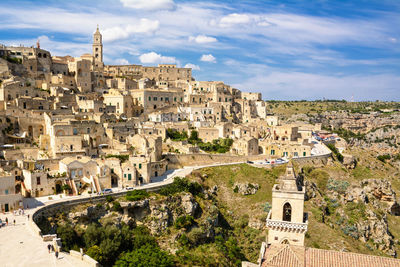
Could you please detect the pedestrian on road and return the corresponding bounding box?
[13,219,16,226]
[47,244,51,253]
[5,217,8,225]
[55,251,59,259]
[27,214,30,220]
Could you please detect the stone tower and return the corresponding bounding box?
[92,25,103,67]
[266,162,308,246]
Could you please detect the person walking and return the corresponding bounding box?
[47,244,51,253]
[55,250,59,259]
[27,214,30,220]
[13,219,16,226]
[5,217,8,226]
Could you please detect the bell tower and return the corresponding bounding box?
[92,25,103,67]
[266,162,308,246]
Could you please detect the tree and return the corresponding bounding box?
[57,224,79,251]
[86,245,103,262]
[114,244,175,267]
[83,223,103,248]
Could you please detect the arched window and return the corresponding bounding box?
[281,239,289,244]
[283,202,292,222]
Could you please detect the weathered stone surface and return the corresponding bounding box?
[304,180,319,200]
[181,193,199,216]
[342,154,356,169]
[248,218,264,230]
[233,182,259,195]
[356,210,396,256]
[147,203,171,235]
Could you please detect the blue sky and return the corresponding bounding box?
[1,0,399,101]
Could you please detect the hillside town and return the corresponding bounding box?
[0,27,325,212]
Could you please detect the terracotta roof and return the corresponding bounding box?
[305,247,400,267]
[262,244,304,267]
[261,244,400,267]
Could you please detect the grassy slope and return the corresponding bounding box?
[266,101,400,118]
[185,149,400,260]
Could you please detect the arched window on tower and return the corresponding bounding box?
[283,203,292,222]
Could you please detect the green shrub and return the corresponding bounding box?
[114,244,175,267]
[166,129,188,141]
[126,190,149,201]
[112,201,123,212]
[57,224,79,251]
[262,202,272,213]
[326,143,343,162]
[86,245,103,262]
[106,195,114,202]
[175,215,195,230]
[158,177,202,196]
[377,154,391,162]
[105,154,129,163]
[326,179,349,194]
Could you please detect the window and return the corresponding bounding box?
[271,149,275,156]
[73,128,78,135]
[128,174,132,180]
[36,177,41,185]
[303,152,306,157]
[5,189,9,195]
[148,96,151,101]
[139,163,142,169]
[283,203,292,222]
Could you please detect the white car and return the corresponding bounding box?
[102,188,112,194]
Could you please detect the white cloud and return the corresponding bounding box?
[139,52,176,64]
[220,13,250,27]
[120,0,175,10]
[184,63,200,70]
[188,35,217,44]
[234,70,400,101]
[200,54,216,63]
[102,19,159,42]
[115,58,129,65]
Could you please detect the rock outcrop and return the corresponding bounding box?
[345,179,400,215]
[233,182,259,195]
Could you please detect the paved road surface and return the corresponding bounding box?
[0,212,87,267]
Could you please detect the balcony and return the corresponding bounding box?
[266,211,308,232]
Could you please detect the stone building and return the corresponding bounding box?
[243,164,400,267]
[231,137,259,156]
[92,25,103,68]
[266,163,308,246]
[0,173,23,212]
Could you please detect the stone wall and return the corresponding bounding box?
[164,153,267,168]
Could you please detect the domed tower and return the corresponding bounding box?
[92,25,103,67]
[266,162,308,246]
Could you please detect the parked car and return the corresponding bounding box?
[125,187,134,191]
[247,160,254,164]
[102,188,112,194]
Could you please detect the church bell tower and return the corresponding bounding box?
[266,163,308,246]
[92,25,103,67]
